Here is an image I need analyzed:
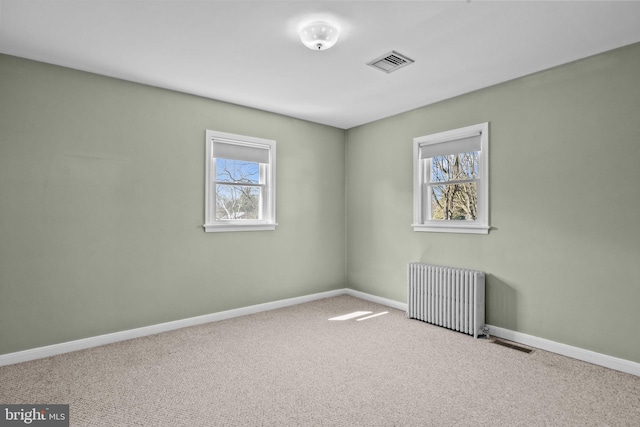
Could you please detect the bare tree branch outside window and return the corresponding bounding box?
[215,159,261,220]
[430,152,478,221]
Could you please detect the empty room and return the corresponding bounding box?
[1,1,639,425]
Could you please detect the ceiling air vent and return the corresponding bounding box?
[367,50,414,74]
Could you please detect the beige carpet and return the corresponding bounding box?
[1,295,639,426]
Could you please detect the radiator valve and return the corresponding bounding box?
[482,326,490,339]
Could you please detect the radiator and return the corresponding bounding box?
[407,263,485,338]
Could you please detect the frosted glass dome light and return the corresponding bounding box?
[299,21,340,51]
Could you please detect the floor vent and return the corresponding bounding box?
[367,51,414,73]
[492,339,533,354]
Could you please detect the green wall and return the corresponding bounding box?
[0,55,346,355]
[346,42,640,363]
[2,42,640,365]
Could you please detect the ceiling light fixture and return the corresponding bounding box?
[299,21,340,51]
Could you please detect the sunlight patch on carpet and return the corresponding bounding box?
[356,312,388,321]
[328,311,372,321]
[328,311,388,321]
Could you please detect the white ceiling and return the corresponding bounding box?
[2,1,640,129]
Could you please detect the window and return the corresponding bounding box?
[204,130,276,232]
[412,122,489,234]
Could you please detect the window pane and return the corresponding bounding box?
[430,182,478,221]
[431,152,478,183]
[216,158,259,184]
[216,184,260,220]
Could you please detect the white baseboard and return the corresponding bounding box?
[486,324,640,377]
[346,291,637,376]
[350,290,640,377]
[344,288,408,312]
[0,289,345,367]
[2,288,639,377]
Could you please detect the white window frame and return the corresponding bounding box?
[204,130,276,232]
[412,122,489,234]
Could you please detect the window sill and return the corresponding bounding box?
[412,223,490,235]
[204,223,277,233]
